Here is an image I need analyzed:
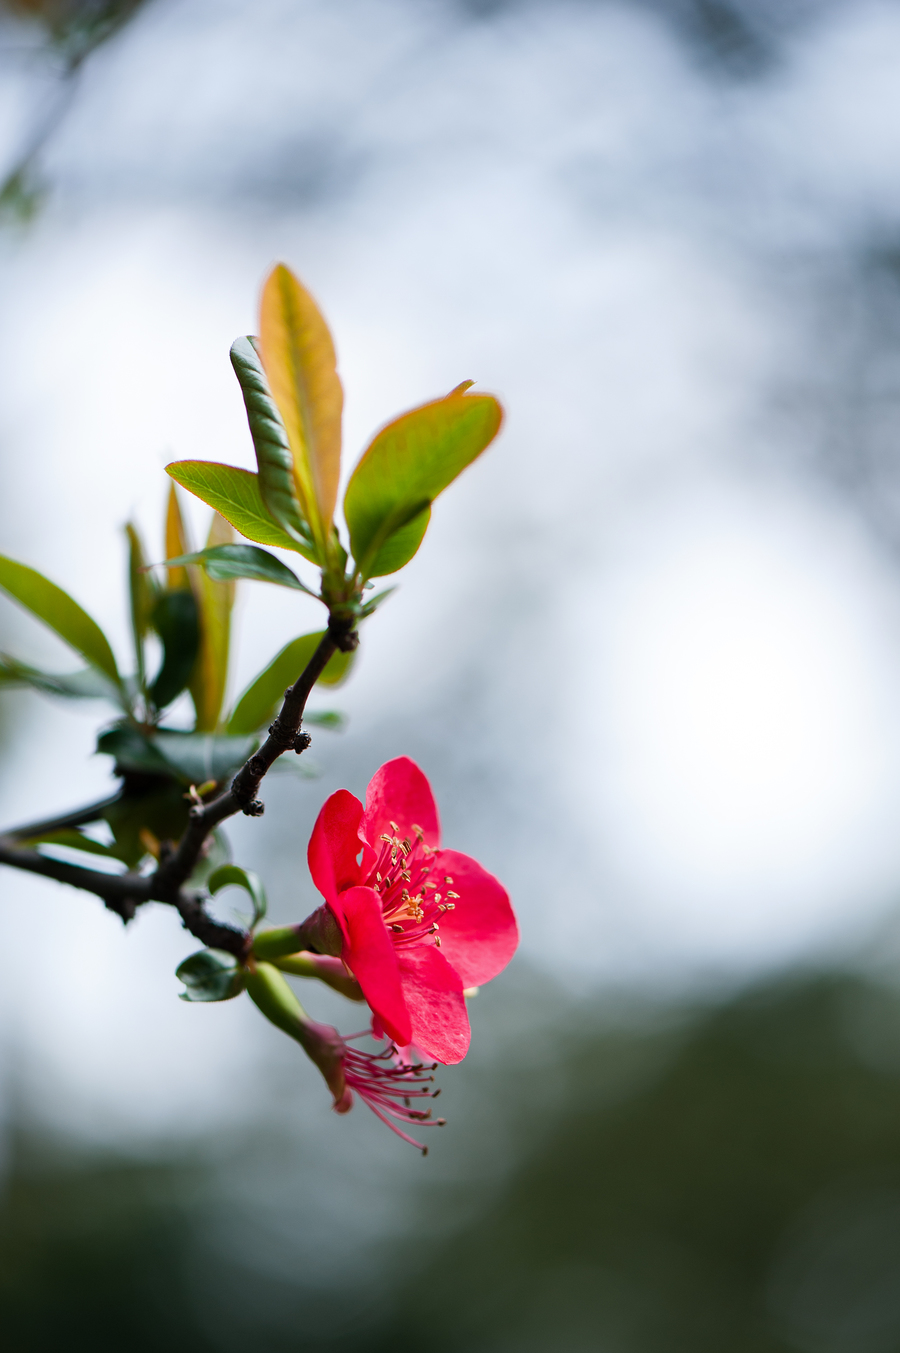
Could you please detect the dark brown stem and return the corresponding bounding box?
[0,835,249,956]
[0,834,150,922]
[155,623,355,895]
[0,617,357,959]
[5,792,123,841]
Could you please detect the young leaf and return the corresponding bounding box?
[208,863,267,928]
[230,337,317,557]
[166,462,316,560]
[176,949,246,1003]
[125,522,156,689]
[97,725,174,776]
[26,828,117,860]
[149,589,200,711]
[162,544,316,594]
[97,724,255,784]
[0,655,122,703]
[189,513,235,732]
[165,483,193,591]
[0,555,121,685]
[225,631,354,736]
[302,710,345,730]
[343,390,503,579]
[152,731,256,784]
[258,264,343,549]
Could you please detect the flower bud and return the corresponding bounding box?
[245,961,347,1106]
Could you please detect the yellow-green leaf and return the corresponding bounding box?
[166,461,314,559]
[0,555,120,685]
[165,483,193,591]
[258,264,343,548]
[344,389,503,579]
[189,513,235,731]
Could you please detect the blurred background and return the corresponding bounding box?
[4,0,900,1347]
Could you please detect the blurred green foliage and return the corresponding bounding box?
[5,967,900,1350]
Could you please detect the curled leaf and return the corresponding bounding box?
[230,336,316,556]
[208,863,267,928]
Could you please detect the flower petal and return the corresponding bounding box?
[395,944,469,1064]
[364,756,440,849]
[340,885,411,1047]
[432,849,519,988]
[308,789,365,906]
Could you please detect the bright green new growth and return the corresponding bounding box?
[344,390,503,580]
[165,462,304,554]
[169,263,504,611]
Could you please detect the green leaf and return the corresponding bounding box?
[189,513,234,732]
[162,545,316,594]
[97,725,174,776]
[343,390,503,578]
[176,949,246,1003]
[359,585,396,619]
[166,461,316,561]
[165,483,193,592]
[364,506,431,579]
[302,710,345,730]
[208,863,267,928]
[125,523,156,689]
[149,589,199,711]
[230,337,318,557]
[225,631,354,736]
[258,264,343,551]
[153,732,256,784]
[97,724,254,784]
[102,784,190,868]
[25,828,117,859]
[0,654,122,703]
[0,554,121,685]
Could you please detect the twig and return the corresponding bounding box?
[5,792,123,841]
[154,623,354,895]
[0,834,150,921]
[0,618,357,958]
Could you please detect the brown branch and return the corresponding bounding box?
[0,834,249,956]
[0,834,150,922]
[0,616,358,960]
[5,792,123,841]
[154,622,356,896]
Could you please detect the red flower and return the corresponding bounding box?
[307,756,518,1063]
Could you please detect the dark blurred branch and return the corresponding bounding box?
[5,791,123,840]
[0,0,150,219]
[0,621,357,956]
[154,623,354,895]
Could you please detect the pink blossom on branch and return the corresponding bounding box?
[305,756,519,1063]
